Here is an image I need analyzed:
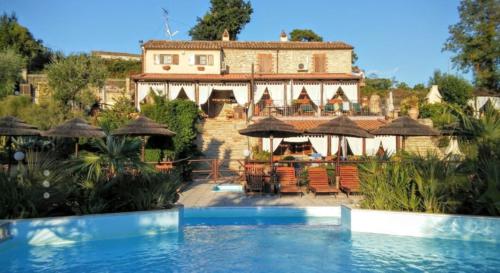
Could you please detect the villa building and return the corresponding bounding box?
[132,31,425,162]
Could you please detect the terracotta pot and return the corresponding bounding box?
[408,107,419,119]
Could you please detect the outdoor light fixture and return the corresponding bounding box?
[13,151,25,161]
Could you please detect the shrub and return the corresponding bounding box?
[141,95,200,159]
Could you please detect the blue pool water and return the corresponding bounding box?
[0,210,499,273]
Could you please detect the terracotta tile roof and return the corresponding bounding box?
[143,40,353,50]
[282,119,388,132]
[132,73,361,81]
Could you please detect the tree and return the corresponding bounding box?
[0,13,52,71]
[97,96,136,133]
[189,0,253,40]
[443,0,500,91]
[396,82,411,90]
[413,83,426,90]
[289,29,323,42]
[0,48,25,98]
[429,70,473,106]
[46,54,108,109]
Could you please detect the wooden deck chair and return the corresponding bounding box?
[339,165,361,196]
[276,166,302,196]
[307,167,339,197]
[245,164,264,194]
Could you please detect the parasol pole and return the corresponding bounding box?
[7,136,12,174]
[336,135,342,174]
[269,134,273,173]
[74,138,79,157]
[141,136,146,162]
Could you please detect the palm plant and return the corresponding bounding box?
[64,136,148,182]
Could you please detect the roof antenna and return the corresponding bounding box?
[162,8,178,40]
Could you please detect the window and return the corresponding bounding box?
[154,54,179,65]
[257,53,273,73]
[195,54,214,65]
[313,53,327,73]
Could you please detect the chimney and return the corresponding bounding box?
[280,30,288,42]
[222,29,230,41]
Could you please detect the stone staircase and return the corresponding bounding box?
[195,118,255,170]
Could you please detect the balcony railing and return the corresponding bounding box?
[253,100,379,117]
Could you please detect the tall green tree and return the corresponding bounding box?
[0,13,52,72]
[429,70,473,106]
[0,48,25,98]
[443,0,500,91]
[46,54,108,110]
[189,0,253,40]
[289,29,323,42]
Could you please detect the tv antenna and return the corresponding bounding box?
[162,8,178,40]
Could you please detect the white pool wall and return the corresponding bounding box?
[5,207,182,246]
[341,205,500,243]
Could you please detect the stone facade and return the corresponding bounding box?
[171,48,353,74]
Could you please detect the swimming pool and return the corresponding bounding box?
[0,207,499,273]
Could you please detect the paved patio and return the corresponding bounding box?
[177,180,362,207]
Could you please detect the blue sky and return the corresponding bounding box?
[1,0,467,85]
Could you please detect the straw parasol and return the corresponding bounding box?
[111,116,176,161]
[371,116,440,150]
[0,116,41,172]
[239,116,302,168]
[306,115,373,175]
[44,118,106,156]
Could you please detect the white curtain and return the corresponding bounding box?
[262,137,283,152]
[309,136,328,156]
[322,83,358,104]
[346,137,363,155]
[293,82,321,103]
[283,136,309,143]
[342,84,358,103]
[230,84,249,106]
[137,82,166,110]
[254,84,267,103]
[330,136,339,155]
[256,82,285,106]
[323,84,341,104]
[168,82,195,101]
[366,136,397,156]
[199,84,213,105]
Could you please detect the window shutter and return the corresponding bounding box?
[257,54,273,73]
[154,54,160,65]
[172,54,179,65]
[195,55,201,65]
[208,55,214,65]
[313,54,326,72]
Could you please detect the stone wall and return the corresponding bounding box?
[223,49,352,74]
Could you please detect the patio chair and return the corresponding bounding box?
[299,104,315,115]
[307,167,339,197]
[352,103,362,115]
[245,164,264,194]
[276,166,302,197]
[339,165,361,197]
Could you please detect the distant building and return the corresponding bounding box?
[425,85,442,104]
[91,51,141,61]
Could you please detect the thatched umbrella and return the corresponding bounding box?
[0,116,41,172]
[111,116,176,161]
[44,118,106,156]
[306,115,373,174]
[371,116,440,150]
[239,116,302,168]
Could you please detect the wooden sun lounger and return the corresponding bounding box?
[245,164,264,194]
[339,165,361,197]
[307,167,339,197]
[276,166,302,197]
